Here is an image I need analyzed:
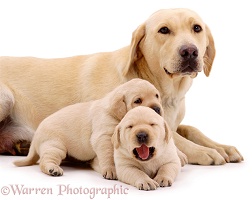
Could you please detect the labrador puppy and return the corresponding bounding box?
[0,8,243,165]
[13,78,163,178]
[112,106,181,190]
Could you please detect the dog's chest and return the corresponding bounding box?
[160,77,192,130]
[162,96,185,130]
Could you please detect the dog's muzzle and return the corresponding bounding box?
[164,44,200,77]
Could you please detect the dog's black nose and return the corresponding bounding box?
[136,132,148,143]
[152,106,161,115]
[179,44,198,60]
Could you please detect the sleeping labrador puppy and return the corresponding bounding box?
[112,106,181,190]
[13,78,164,178]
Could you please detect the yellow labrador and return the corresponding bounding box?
[14,79,163,178]
[112,106,181,190]
[0,8,243,164]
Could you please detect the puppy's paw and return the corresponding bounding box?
[49,167,63,176]
[154,176,173,187]
[41,164,64,176]
[102,167,117,180]
[135,178,159,190]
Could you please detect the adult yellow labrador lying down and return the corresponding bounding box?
[0,8,243,164]
[112,106,181,190]
[14,79,165,179]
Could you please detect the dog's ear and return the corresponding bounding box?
[164,121,172,143]
[109,93,127,121]
[112,125,121,149]
[123,23,146,76]
[203,25,216,77]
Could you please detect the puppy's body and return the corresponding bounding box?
[1,8,243,164]
[112,106,181,190]
[14,79,163,178]
[14,103,96,176]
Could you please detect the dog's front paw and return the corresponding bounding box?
[215,144,244,163]
[102,167,117,180]
[135,178,159,190]
[196,148,226,165]
[154,176,173,187]
[41,164,64,176]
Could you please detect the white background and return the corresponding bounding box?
[0,0,251,199]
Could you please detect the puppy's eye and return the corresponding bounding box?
[193,24,202,33]
[150,123,156,126]
[134,98,142,104]
[127,125,133,129]
[155,94,159,98]
[158,26,170,34]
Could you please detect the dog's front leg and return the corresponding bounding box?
[177,125,244,163]
[90,132,117,180]
[173,130,227,165]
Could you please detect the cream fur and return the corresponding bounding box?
[1,8,243,164]
[14,79,163,178]
[112,106,181,190]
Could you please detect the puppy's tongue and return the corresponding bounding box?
[136,144,149,160]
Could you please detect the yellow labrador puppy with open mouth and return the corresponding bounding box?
[14,79,164,178]
[112,106,181,190]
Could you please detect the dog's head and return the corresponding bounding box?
[109,78,163,120]
[124,8,215,78]
[112,106,171,162]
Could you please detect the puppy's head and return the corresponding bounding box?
[124,8,215,78]
[109,78,163,120]
[112,106,171,162]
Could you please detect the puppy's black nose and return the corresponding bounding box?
[179,44,198,60]
[152,106,161,115]
[136,132,148,143]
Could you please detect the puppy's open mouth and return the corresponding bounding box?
[133,144,155,161]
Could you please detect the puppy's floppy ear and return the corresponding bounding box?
[164,121,172,143]
[112,125,121,149]
[123,23,146,76]
[203,25,216,77]
[109,93,127,121]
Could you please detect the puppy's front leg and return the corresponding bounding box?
[154,162,181,187]
[117,165,159,190]
[91,133,116,180]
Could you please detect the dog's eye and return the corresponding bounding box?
[158,27,170,34]
[134,98,142,104]
[127,125,133,129]
[155,94,159,98]
[193,24,202,33]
